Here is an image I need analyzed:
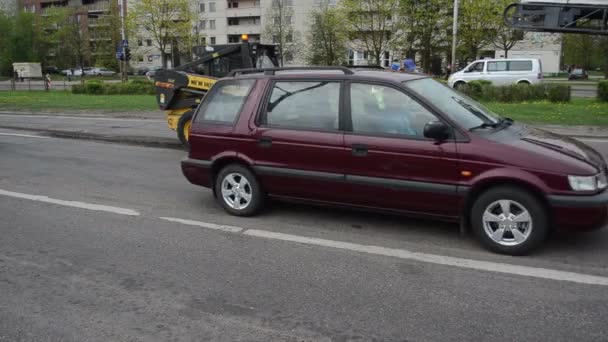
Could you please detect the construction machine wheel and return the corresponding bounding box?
[177,110,194,150]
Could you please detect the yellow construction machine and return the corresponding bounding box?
[154,35,280,148]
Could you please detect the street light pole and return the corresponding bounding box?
[451,0,459,72]
[119,0,128,82]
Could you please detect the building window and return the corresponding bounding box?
[228,18,239,26]
[228,1,238,8]
[285,15,292,24]
[199,2,204,12]
[273,16,281,25]
[228,35,239,43]
[272,34,279,44]
[253,17,260,25]
[210,36,216,44]
[201,37,207,45]
[199,20,206,30]
[137,38,143,46]
[210,20,216,29]
[209,2,216,12]
[146,39,152,47]
[286,33,292,43]
[137,55,144,62]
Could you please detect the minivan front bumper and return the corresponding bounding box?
[548,191,608,231]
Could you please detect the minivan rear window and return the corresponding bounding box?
[195,79,255,124]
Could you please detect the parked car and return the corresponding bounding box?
[568,68,589,80]
[145,66,162,79]
[181,67,608,256]
[90,67,117,77]
[136,67,150,76]
[448,58,543,89]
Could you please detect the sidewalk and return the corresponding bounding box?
[1,111,608,148]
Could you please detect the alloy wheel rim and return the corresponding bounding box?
[482,199,533,246]
[221,173,252,210]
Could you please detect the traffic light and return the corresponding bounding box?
[125,47,131,61]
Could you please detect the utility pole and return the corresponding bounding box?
[451,0,459,72]
[119,0,128,82]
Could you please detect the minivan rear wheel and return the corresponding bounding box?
[471,187,548,255]
[215,164,264,217]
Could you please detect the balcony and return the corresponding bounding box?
[87,2,109,13]
[88,18,110,27]
[226,24,261,35]
[226,7,261,18]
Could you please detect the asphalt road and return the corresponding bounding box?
[2,130,608,341]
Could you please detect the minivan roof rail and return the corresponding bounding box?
[227,66,354,77]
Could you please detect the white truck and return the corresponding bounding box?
[12,63,43,80]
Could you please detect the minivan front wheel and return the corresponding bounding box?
[471,187,548,255]
[215,164,263,216]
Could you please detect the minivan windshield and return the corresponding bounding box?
[404,78,501,130]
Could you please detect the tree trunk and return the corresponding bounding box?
[161,51,168,69]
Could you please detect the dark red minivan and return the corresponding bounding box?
[181,67,608,255]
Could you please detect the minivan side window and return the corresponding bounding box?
[195,79,255,123]
[508,60,533,71]
[262,81,340,131]
[349,83,437,137]
[487,61,507,72]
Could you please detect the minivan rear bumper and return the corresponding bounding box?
[548,191,608,231]
[181,158,213,188]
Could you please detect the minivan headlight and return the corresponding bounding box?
[568,174,607,192]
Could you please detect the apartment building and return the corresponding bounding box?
[493,32,562,75]
[18,0,121,68]
[130,0,324,70]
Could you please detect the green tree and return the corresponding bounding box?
[457,0,501,62]
[128,0,194,68]
[264,0,301,66]
[88,1,121,71]
[340,0,401,66]
[0,10,45,76]
[305,2,348,66]
[397,0,451,73]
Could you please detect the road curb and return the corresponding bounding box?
[0,125,183,150]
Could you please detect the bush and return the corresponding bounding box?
[599,80,608,102]
[71,83,85,94]
[458,82,571,103]
[547,84,571,103]
[71,79,155,95]
[84,80,104,95]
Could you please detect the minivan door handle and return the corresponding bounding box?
[352,144,368,157]
[258,136,273,148]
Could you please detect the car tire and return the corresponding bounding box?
[215,164,264,217]
[454,81,465,90]
[518,81,530,85]
[177,110,194,150]
[470,186,549,255]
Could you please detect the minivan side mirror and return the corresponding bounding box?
[424,121,450,141]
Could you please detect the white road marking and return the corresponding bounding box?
[159,217,243,233]
[0,189,140,216]
[243,229,608,287]
[0,132,51,139]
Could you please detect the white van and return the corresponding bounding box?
[447,58,543,89]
